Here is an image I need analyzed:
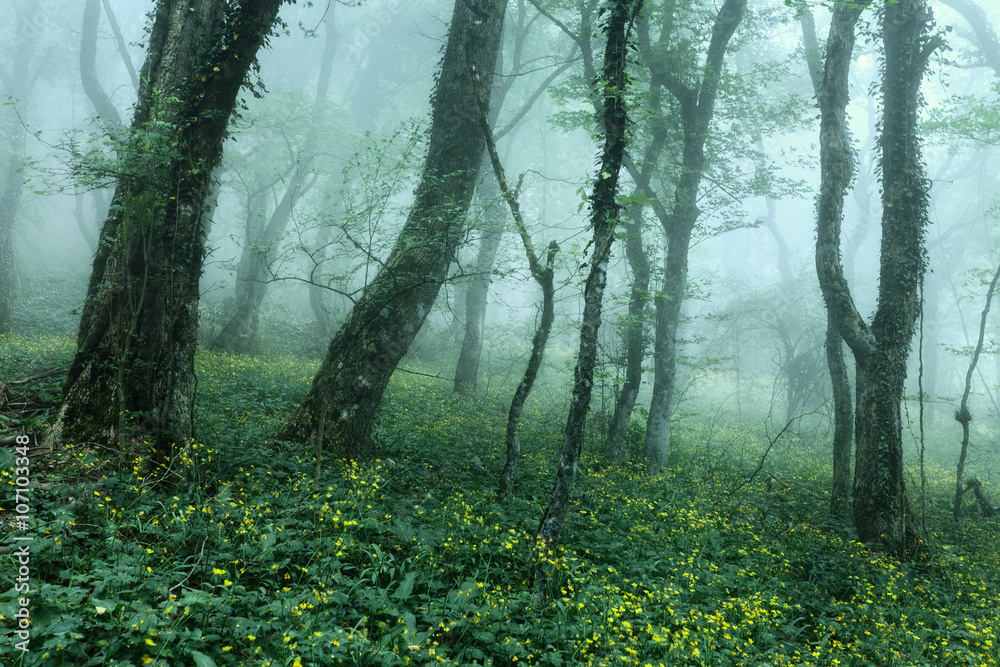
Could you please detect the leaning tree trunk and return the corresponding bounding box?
[45,0,287,464]
[643,0,747,472]
[275,0,508,460]
[814,0,939,555]
[532,0,640,592]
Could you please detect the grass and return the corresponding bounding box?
[1,334,1000,666]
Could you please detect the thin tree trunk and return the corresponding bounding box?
[605,212,648,459]
[275,0,509,460]
[469,70,562,497]
[952,258,1000,535]
[46,0,287,465]
[498,242,556,498]
[643,0,747,472]
[452,5,569,395]
[532,0,640,592]
[81,0,123,128]
[100,0,140,93]
[309,222,334,348]
[801,10,854,517]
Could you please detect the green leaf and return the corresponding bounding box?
[392,571,417,600]
[191,650,218,667]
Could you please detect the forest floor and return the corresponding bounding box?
[1,334,999,666]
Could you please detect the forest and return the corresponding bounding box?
[2,0,1000,664]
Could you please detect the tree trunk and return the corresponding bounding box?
[81,0,123,129]
[309,222,334,348]
[605,212,649,459]
[498,242,556,498]
[643,0,747,472]
[826,316,853,516]
[801,10,855,517]
[46,0,287,464]
[275,0,508,459]
[212,14,337,355]
[814,0,939,555]
[212,185,301,354]
[532,0,640,590]
[952,257,1000,535]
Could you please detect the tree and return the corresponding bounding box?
[800,8,855,516]
[952,250,1000,537]
[814,0,942,554]
[532,0,641,591]
[275,0,509,460]
[642,0,747,471]
[45,0,288,466]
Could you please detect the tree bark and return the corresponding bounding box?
[952,257,1000,535]
[826,316,853,516]
[275,0,509,459]
[532,0,640,590]
[801,10,855,517]
[643,0,747,472]
[46,0,287,464]
[814,0,939,555]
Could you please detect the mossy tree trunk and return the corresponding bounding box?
[814,0,940,555]
[47,0,287,464]
[275,0,509,460]
[801,9,855,517]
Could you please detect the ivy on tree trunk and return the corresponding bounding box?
[46,0,288,469]
[814,0,941,556]
[532,0,641,594]
[801,8,856,518]
[275,0,509,460]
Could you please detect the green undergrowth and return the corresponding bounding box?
[1,336,1000,666]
